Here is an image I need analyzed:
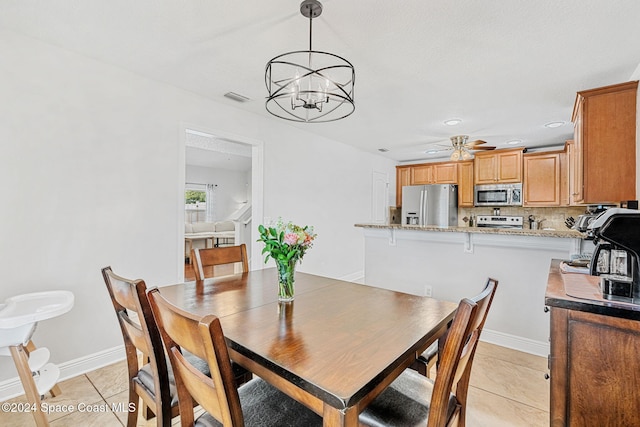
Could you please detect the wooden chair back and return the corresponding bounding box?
[428,278,498,427]
[191,244,249,281]
[101,266,173,426]
[147,288,244,426]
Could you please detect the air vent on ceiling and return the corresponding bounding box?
[224,92,251,103]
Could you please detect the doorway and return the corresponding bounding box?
[180,126,264,280]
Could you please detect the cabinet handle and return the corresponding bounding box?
[544,373,550,380]
[544,306,549,313]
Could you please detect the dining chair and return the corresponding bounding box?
[146,287,323,427]
[360,278,498,427]
[411,279,495,379]
[191,243,249,281]
[102,267,252,427]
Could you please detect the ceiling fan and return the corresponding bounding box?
[448,135,496,160]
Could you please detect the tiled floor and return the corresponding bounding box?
[0,341,549,426]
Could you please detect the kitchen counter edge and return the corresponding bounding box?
[545,259,640,320]
[354,223,585,239]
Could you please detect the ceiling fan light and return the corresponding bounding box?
[450,150,461,161]
[462,150,472,160]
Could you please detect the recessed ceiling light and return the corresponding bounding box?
[544,121,565,128]
[444,118,462,126]
[505,139,522,145]
[425,150,439,154]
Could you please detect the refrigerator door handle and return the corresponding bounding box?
[419,189,425,226]
[421,189,429,226]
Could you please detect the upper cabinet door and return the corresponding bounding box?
[474,155,497,184]
[395,166,411,207]
[523,151,562,206]
[433,163,458,183]
[496,150,523,183]
[411,164,433,184]
[457,161,474,207]
[572,81,637,204]
[474,148,524,184]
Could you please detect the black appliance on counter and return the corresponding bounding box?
[576,204,616,237]
[588,208,640,302]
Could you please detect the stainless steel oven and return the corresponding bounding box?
[474,183,522,207]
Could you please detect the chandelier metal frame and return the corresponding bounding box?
[265,0,355,123]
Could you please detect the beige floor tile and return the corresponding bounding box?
[86,360,129,399]
[49,406,123,427]
[476,341,548,372]
[466,386,549,427]
[104,389,153,427]
[470,352,550,412]
[0,375,105,425]
[0,402,38,427]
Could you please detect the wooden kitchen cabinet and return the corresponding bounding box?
[432,162,458,183]
[571,81,637,204]
[523,150,567,206]
[411,164,433,184]
[395,166,411,206]
[411,162,457,185]
[457,161,474,207]
[474,148,524,184]
[565,140,581,206]
[397,161,459,206]
[546,260,640,426]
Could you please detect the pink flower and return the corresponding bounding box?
[284,233,299,245]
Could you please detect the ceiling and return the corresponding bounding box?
[185,130,252,171]
[2,0,640,163]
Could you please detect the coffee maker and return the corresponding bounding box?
[588,208,640,302]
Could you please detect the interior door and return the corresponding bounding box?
[371,171,389,224]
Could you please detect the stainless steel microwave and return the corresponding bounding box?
[474,183,523,206]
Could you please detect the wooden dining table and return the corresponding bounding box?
[159,268,458,427]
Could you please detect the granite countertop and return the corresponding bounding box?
[354,223,585,239]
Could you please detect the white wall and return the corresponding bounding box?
[185,165,249,221]
[0,29,396,385]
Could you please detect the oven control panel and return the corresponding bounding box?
[476,215,524,229]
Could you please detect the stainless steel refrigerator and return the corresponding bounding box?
[402,184,458,226]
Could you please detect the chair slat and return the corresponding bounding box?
[192,244,249,280]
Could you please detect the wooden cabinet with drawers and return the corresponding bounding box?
[571,81,637,204]
[546,261,640,426]
[474,148,524,184]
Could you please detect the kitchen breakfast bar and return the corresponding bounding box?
[356,224,585,355]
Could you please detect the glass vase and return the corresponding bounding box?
[275,258,296,302]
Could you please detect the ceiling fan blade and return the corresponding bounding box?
[466,139,487,146]
[472,146,496,150]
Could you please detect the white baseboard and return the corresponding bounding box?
[0,345,125,402]
[339,270,365,284]
[481,328,550,357]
